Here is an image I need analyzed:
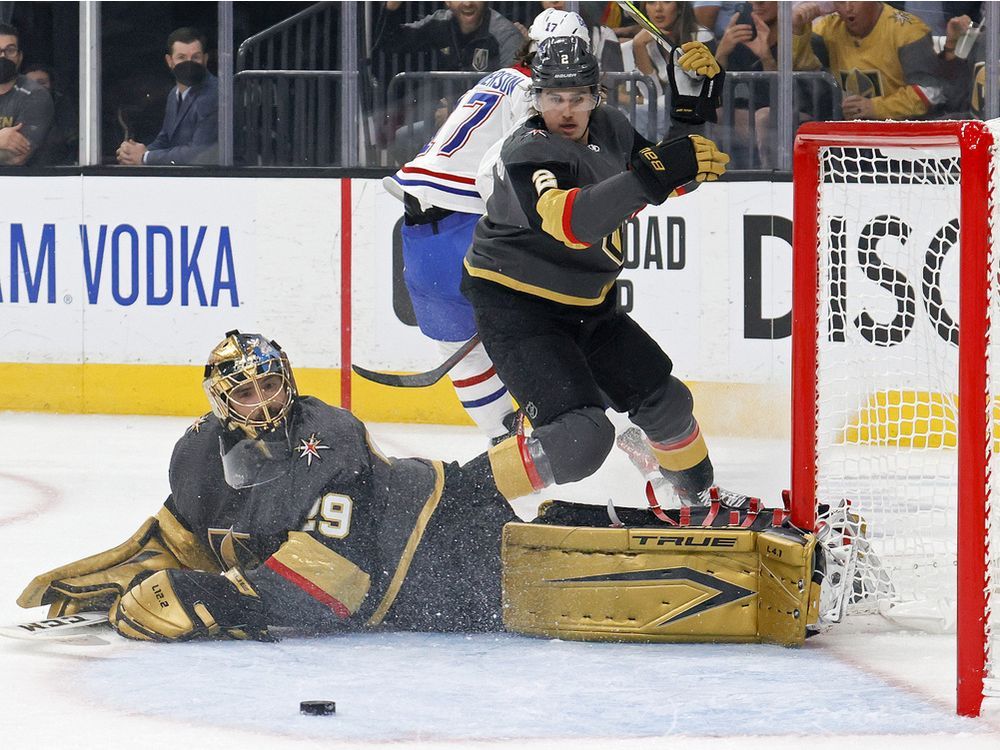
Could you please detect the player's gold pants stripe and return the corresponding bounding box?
[650,429,708,471]
[488,436,536,500]
[155,507,222,572]
[270,532,371,616]
[366,461,446,627]
[536,188,589,249]
[463,259,615,307]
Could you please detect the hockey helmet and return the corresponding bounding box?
[531,36,600,112]
[203,330,298,438]
[528,9,590,51]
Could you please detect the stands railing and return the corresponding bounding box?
[237,1,337,72]
[236,70,343,166]
[712,71,842,170]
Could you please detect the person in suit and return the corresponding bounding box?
[116,27,218,165]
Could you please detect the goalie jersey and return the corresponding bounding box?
[383,66,533,215]
[163,397,514,632]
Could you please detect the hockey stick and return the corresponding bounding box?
[351,334,480,388]
[616,1,676,52]
[0,612,109,642]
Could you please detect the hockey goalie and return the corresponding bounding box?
[16,329,827,646]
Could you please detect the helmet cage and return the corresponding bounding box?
[203,332,298,437]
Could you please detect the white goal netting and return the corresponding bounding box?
[805,124,1000,704]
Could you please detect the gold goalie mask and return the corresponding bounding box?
[203,330,299,489]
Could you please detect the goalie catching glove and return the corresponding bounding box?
[111,567,271,642]
[631,134,729,205]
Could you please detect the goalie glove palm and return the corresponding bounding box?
[631,134,729,204]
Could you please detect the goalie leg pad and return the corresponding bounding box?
[502,523,819,646]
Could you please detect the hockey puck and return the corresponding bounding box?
[300,700,336,716]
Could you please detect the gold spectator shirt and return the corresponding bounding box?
[794,4,939,120]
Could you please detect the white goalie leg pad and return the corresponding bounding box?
[440,338,514,439]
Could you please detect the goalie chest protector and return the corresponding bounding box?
[501,503,822,646]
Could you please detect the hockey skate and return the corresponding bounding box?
[616,427,757,509]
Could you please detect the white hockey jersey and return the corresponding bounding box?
[383,65,534,215]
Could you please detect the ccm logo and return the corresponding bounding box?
[633,535,738,548]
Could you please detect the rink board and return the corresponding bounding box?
[0,176,793,435]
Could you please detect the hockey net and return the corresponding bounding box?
[791,121,1000,717]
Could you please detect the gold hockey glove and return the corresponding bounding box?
[689,134,729,182]
[111,567,270,642]
[668,41,725,124]
[631,135,729,205]
[676,41,721,78]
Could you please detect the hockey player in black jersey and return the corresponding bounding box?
[17,330,528,641]
[462,35,734,507]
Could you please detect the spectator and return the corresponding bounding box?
[372,2,523,164]
[373,2,521,73]
[938,9,985,118]
[0,23,54,166]
[694,1,745,37]
[717,2,834,167]
[24,63,77,165]
[116,27,218,166]
[632,2,715,90]
[791,2,947,121]
[629,2,715,138]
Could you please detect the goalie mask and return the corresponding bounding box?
[204,330,299,488]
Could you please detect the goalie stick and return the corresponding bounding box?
[351,334,480,388]
[0,612,110,642]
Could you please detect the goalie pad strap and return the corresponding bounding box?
[502,523,820,646]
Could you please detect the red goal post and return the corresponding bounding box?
[791,120,997,718]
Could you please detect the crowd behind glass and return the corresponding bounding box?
[1,1,991,171]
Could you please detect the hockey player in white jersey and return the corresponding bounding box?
[382,9,590,444]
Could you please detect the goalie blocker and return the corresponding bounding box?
[502,501,822,646]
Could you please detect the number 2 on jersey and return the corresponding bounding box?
[302,493,353,539]
[437,91,502,156]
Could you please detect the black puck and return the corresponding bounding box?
[300,700,336,716]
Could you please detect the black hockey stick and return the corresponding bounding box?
[351,334,480,388]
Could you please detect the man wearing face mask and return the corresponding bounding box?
[116,26,218,166]
[0,23,54,166]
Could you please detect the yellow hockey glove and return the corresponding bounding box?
[688,134,729,182]
[677,41,721,78]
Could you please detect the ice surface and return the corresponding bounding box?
[1,411,999,749]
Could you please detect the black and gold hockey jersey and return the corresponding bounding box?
[464,106,653,306]
[161,397,514,632]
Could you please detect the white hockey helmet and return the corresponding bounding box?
[528,8,590,51]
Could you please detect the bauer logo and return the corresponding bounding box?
[0,223,240,307]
